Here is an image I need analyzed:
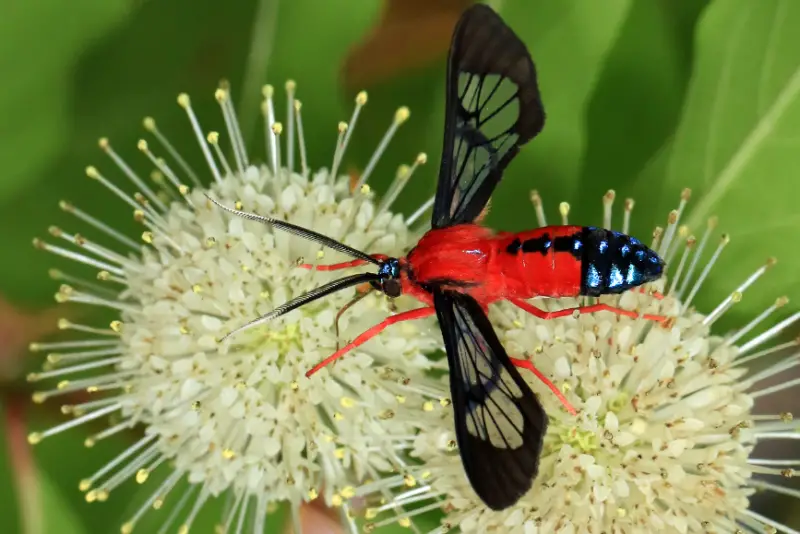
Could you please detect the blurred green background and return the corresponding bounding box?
[1,0,799,532]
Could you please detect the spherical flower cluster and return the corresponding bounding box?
[357,192,800,534]
[28,82,442,533]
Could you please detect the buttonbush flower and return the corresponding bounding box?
[27,82,442,533]
[357,191,800,534]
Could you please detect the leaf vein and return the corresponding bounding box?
[687,64,800,230]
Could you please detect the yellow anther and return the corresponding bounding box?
[394,107,410,124]
[136,469,149,484]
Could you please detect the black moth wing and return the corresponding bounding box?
[432,4,545,229]
[433,290,547,510]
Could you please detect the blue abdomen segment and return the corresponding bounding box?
[579,227,664,296]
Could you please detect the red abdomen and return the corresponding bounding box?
[492,226,584,299]
[403,224,664,304]
[404,224,584,303]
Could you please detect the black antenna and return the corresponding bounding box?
[220,272,381,342]
[204,194,381,266]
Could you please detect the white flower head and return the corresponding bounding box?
[28,82,442,533]
[357,191,800,534]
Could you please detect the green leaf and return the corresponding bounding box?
[0,402,22,534]
[0,0,130,202]
[659,0,800,323]
[575,0,708,216]
[0,402,86,534]
[31,409,147,534]
[0,0,382,305]
[498,0,633,214]
[39,469,87,534]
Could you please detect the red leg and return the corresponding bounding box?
[305,307,436,377]
[509,357,577,416]
[298,254,389,271]
[509,297,666,322]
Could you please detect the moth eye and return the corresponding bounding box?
[383,280,402,298]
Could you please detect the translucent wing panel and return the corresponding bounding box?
[434,290,547,510]
[433,4,545,228]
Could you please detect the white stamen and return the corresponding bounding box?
[179,486,211,534]
[261,85,278,175]
[252,494,268,534]
[272,122,283,176]
[124,470,184,532]
[667,235,695,296]
[99,444,161,495]
[739,311,800,354]
[406,195,434,227]
[622,198,634,234]
[85,419,134,447]
[84,435,156,493]
[60,287,139,313]
[332,91,368,179]
[370,501,442,530]
[54,321,117,337]
[677,216,717,298]
[531,190,546,226]
[137,141,195,208]
[177,94,222,184]
[48,269,117,299]
[207,131,234,178]
[49,227,131,268]
[559,202,570,225]
[59,200,140,250]
[285,80,296,173]
[602,190,615,229]
[294,100,309,175]
[659,189,690,256]
[735,338,799,367]
[377,153,427,217]
[657,210,679,257]
[743,508,800,534]
[149,170,181,202]
[682,234,729,312]
[222,491,247,533]
[664,224,689,265]
[650,226,663,251]
[28,403,120,444]
[751,375,800,399]
[749,458,800,466]
[33,239,125,276]
[725,295,788,345]
[233,492,249,534]
[356,106,410,190]
[216,83,248,172]
[703,262,774,326]
[99,138,167,212]
[85,166,157,223]
[48,347,121,364]
[143,117,202,186]
[28,356,124,381]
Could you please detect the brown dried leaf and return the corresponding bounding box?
[343,0,473,90]
[283,500,346,534]
[0,296,65,381]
